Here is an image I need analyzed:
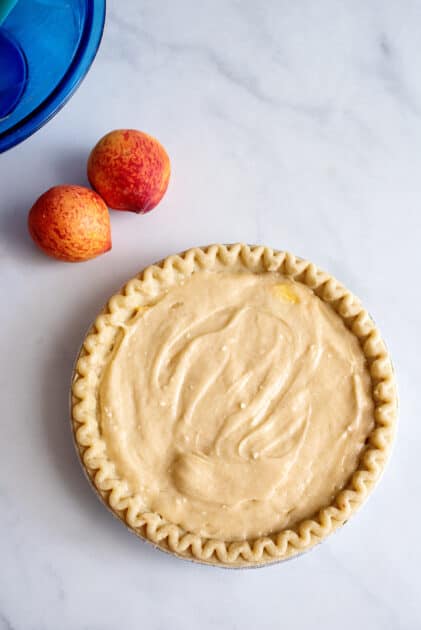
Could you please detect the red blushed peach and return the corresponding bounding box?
[87,129,171,213]
[28,185,111,262]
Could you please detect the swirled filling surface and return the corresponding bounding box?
[99,271,373,540]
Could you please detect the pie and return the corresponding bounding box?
[71,244,397,567]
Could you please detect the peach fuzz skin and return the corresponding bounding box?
[87,129,171,213]
[28,185,112,262]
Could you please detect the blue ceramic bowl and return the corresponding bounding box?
[0,0,106,153]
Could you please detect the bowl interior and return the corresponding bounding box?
[0,0,105,152]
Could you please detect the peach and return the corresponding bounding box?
[87,129,171,213]
[28,185,111,262]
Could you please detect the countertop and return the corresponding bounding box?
[1,1,420,628]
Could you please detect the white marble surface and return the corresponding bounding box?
[1,1,421,628]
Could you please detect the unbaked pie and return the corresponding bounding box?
[71,244,397,567]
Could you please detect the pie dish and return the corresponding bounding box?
[71,244,397,567]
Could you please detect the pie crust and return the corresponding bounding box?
[71,244,397,567]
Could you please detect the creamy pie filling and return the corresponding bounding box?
[99,271,374,540]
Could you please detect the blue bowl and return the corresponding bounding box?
[0,0,106,153]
